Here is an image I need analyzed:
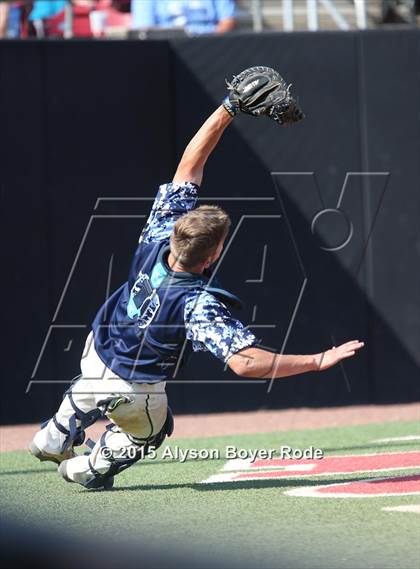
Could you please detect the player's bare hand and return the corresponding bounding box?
[314,340,364,371]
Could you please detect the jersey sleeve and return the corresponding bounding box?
[139,181,199,245]
[184,291,258,363]
[215,0,236,20]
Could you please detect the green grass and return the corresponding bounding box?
[1,420,419,569]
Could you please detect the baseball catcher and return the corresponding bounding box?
[30,67,363,490]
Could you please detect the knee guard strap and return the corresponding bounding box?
[46,415,85,453]
[67,392,103,427]
[56,391,102,453]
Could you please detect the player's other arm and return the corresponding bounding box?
[185,293,363,379]
[227,341,364,379]
[173,106,232,186]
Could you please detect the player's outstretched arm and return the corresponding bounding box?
[173,106,232,186]
[227,340,364,379]
[173,65,304,187]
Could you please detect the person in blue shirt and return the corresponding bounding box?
[30,97,364,490]
[28,0,67,22]
[131,0,236,35]
[0,1,30,38]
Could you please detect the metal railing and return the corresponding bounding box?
[246,0,418,32]
[253,0,367,31]
[6,0,417,39]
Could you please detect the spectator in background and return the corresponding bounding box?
[0,1,28,38]
[0,1,9,38]
[29,0,67,20]
[131,0,236,35]
[28,0,131,38]
[28,0,66,35]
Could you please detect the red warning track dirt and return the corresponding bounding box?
[1,402,419,452]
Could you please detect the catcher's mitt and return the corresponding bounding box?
[223,66,304,126]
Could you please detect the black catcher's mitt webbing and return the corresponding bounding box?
[223,66,304,126]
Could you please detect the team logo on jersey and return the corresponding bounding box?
[127,272,160,330]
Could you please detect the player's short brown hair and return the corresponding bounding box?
[170,205,231,271]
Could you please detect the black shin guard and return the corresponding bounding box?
[84,407,174,489]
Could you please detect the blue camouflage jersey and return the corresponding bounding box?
[92,182,257,383]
